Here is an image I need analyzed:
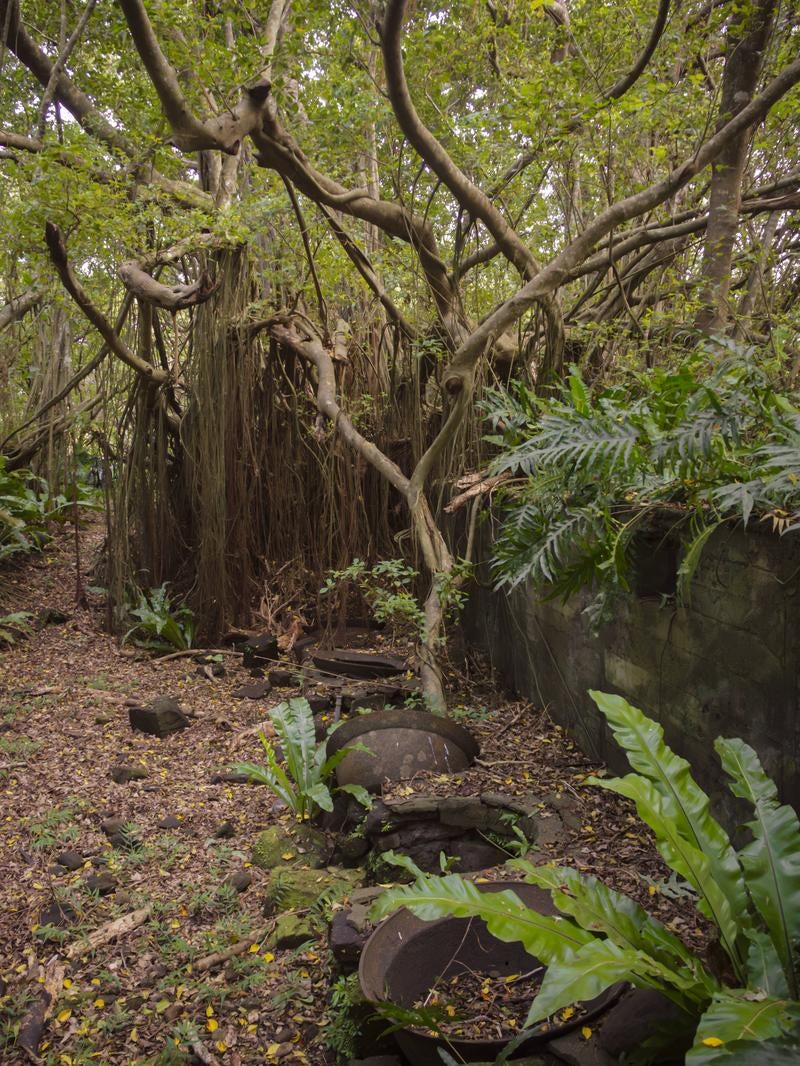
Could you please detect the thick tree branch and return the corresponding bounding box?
[118,0,272,154]
[382,0,538,284]
[0,287,43,332]
[44,222,173,393]
[250,112,461,336]
[117,233,232,310]
[605,0,672,101]
[0,1,210,208]
[382,1,566,379]
[118,0,217,150]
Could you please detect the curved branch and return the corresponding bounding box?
[382,0,566,379]
[116,233,236,309]
[382,0,537,282]
[118,0,271,154]
[118,0,215,150]
[605,0,672,102]
[443,53,800,386]
[44,222,172,392]
[250,112,461,335]
[0,1,210,208]
[117,264,218,312]
[267,316,410,497]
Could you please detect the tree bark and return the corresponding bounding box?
[695,0,777,334]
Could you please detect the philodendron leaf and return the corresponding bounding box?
[271,698,317,794]
[589,692,749,958]
[233,742,297,811]
[517,862,717,999]
[715,737,800,999]
[370,873,593,965]
[305,782,334,813]
[380,849,425,880]
[337,782,372,809]
[687,992,800,1064]
[744,929,790,998]
[525,938,668,1025]
[594,773,741,969]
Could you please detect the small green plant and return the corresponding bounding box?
[0,460,52,563]
[0,734,42,759]
[480,814,532,859]
[325,973,363,1060]
[26,802,78,848]
[123,583,196,651]
[374,691,800,1063]
[449,703,492,724]
[232,697,372,819]
[321,557,425,637]
[0,458,99,565]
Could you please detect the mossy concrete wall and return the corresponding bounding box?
[463,521,800,817]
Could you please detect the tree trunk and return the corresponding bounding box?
[695,0,777,334]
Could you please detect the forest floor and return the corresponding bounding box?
[0,523,706,1066]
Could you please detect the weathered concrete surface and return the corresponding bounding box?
[463,520,800,818]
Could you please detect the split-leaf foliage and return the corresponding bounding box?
[485,343,800,625]
[232,696,372,820]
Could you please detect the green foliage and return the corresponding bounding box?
[484,346,800,625]
[372,692,800,1062]
[123,583,196,651]
[324,973,362,1060]
[321,556,473,644]
[0,458,81,563]
[321,557,425,638]
[231,697,372,820]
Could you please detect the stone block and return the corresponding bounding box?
[128,697,188,738]
[439,796,489,829]
[242,633,279,668]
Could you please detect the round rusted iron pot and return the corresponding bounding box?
[359,881,622,1065]
[326,707,479,792]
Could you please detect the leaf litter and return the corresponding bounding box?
[0,521,710,1063]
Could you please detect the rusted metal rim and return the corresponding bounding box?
[326,707,479,760]
[360,880,623,1064]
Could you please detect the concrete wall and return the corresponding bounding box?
[463,519,800,817]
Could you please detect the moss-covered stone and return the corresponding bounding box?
[264,865,363,913]
[251,823,327,870]
[252,826,296,870]
[274,912,316,948]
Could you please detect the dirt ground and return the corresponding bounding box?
[0,524,706,1065]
